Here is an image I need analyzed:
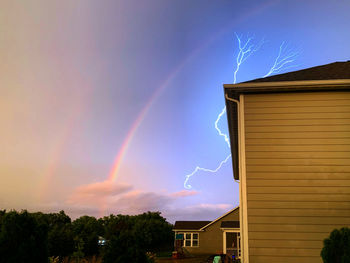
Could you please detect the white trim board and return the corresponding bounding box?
[199,206,239,231]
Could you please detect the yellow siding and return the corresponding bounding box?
[244,91,350,263]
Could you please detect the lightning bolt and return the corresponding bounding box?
[233,33,265,84]
[215,107,230,148]
[184,34,298,189]
[184,154,232,190]
[263,41,299,77]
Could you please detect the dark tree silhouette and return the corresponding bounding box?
[102,230,150,263]
[72,215,103,257]
[0,210,48,263]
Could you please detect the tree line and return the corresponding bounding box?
[0,210,174,263]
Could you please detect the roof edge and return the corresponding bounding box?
[220,227,240,230]
[199,206,239,231]
[172,229,204,232]
[224,79,350,89]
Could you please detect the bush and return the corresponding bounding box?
[321,227,350,263]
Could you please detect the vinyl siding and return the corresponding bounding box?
[244,91,350,263]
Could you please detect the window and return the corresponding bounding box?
[192,233,198,246]
[184,233,199,247]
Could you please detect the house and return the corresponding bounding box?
[173,207,240,258]
[223,61,350,263]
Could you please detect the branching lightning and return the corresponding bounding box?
[184,33,298,189]
[233,33,265,84]
[263,41,299,77]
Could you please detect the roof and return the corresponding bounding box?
[199,206,239,230]
[223,61,350,180]
[246,61,350,83]
[224,61,350,95]
[220,221,240,228]
[173,221,211,230]
[173,206,239,231]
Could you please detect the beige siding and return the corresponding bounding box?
[244,91,350,263]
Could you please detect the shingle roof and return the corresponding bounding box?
[246,61,350,83]
[220,221,240,228]
[173,221,211,230]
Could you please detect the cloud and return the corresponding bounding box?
[64,181,233,222]
[171,190,199,197]
[74,180,132,196]
[67,180,132,206]
[164,203,234,223]
[67,181,185,217]
[190,203,232,211]
[105,190,174,215]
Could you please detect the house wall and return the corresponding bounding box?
[184,208,239,255]
[243,91,350,263]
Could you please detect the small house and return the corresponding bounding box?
[173,207,240,258]
[224,61,350,263]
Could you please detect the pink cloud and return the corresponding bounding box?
[64,182,233,222]
[191,203,232,211]
[67,180,132,206]
[106,191,174,215]
[171,190,199,198]
[74,181,132,196]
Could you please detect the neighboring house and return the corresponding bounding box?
[173,207,240,257]
[223,61,350,263]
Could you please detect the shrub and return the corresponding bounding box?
[321,227,350,263]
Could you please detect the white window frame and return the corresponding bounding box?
[183,232,199,247]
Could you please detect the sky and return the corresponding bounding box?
[1,0,350,223]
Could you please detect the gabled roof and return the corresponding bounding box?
[173,206,239,231]
[173,221,211,230]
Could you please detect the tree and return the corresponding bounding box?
[0,210,48,263]
[133,212,173,252]
[321,227,350,263]
[101,212,173,253]
[102,230,150,263]
[72,215,103,257]
[101,214,134,240]
[46,211,75,258]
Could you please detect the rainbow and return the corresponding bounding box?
[106,0,279,183]
[38,74,95,201]
[107,63,184,182]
